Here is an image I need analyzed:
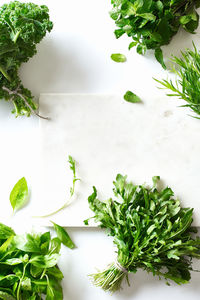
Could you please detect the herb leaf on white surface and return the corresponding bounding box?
[124,91,141,103]
[35,155,80,218]
[0,1,53,118]
[85,174,200,293]
[155,44,200,118]
[52,222,75,249]
[10,177,28,213]
[110,0,200,68]
[111,53,127,62]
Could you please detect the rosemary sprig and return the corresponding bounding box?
[155,43,200,118]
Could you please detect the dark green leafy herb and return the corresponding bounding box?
[85,174,200,293]
[0,223,64,299]
[110,0,200,68]
[36,155,80,218]
[10,177,28,214]
[52,222,75,249]
[111,53,127,62]
[124,91,141,103]
[0,1,53,117]
[155,44,200,118]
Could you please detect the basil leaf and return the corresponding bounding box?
[0,223,15,239]
[124,91,142,103]
[52,222,75,249]
[111,53,127,63]
[9,177,28,213]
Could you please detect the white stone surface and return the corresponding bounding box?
[39,93,200,226]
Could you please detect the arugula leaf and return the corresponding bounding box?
[85,174,200,293]
[10,177,28,213]
[52,222,75,249]
[155,43,200,118]
[35,155,80,218]
[110,0,200,68]
[0,1,53,118]
[111,53,127,63]
[124,91,141,103]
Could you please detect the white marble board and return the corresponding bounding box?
[38,93,200,227]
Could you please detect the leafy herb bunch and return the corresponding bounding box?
[155,44,200,118]
[0,1,53,117]
[110,0,200,68]
[0,223,63,299]
[85,174,200,293]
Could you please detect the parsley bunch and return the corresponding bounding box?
[110,0,200,68]
[85,175,200,293]
[155,44,200,118]
[0,223,64,299]
[0,1,53,117]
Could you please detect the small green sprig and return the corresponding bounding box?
[36,155,80,218]
[85,175,200,293]
[155,44,200,118]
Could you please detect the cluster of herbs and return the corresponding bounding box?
[110,0,200,68]
[0,1,53,117]
[0,223,66,300]
[155,44,200,118]
[85,174,200,293]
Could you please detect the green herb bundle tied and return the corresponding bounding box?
[0,223,64,299]
[0,1,53,117]
[85,174,200,293]
[155,44,200,118]
[110,0,200,68]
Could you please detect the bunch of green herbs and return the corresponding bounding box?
[0,1,53,117]
[155,44,200,118]
[85,174,200,293]
[110,0,200,68]
[0,223,64,299]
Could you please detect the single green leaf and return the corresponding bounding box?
[0,291,15,300]
[0,223,15,239]
[155,48,166,69]
[30,253,60,269]
[52,222,75,249]
[123,91,142,103]
[111,53,127,63]
[9,177,28,213]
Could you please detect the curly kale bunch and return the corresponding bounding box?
[0,1,53,117]
[110,0,200,68]
[85,175,200,293]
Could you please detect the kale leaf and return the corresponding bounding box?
[85,174,200,293]
[0,1,53,118]
[110,0,200,68]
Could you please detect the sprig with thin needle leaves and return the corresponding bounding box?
[154,43,200,119]
[35,155,80,218]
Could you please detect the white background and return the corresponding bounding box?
[0,0,200,299]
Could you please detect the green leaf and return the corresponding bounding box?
[0,291,15,300]
[123,91,142,103]
[0,223,15,239]
[52,222,75,249]
[155,48,166,69]
[111,53,127,63]
[9,177,28,213]
[30,254,60,268]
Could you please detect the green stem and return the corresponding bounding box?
[16,263,28,300]
[0,65,11,82]
[12,30,21,44]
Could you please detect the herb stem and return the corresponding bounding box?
[2,86,49,119]
[0,65,11,82]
